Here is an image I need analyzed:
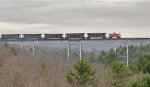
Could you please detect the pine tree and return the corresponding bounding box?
[67,60,97,87]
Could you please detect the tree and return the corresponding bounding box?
[136,54,150,73]
[105,49,118,65]
[111,61,126,74]
[67,60,97,87]
[4,42,8,47]
[110,61,127,87]
[132,80,148,87]
[40,63,49,76]
[97,51,106,63]
[61,48,67,58]
[110,60,127,80]
[10,47,18,56]
[89,52,96,63]
[132,74,150,87]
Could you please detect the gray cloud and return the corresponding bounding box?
[0,0,150,36]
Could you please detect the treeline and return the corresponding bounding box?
[65,46,150,87]
[1,43,150,87]
[43,44,150,63]
[42,44,150,87]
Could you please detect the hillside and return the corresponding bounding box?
[0,44,149,87]
[0,44,109,87]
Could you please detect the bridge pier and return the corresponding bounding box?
[32,43,35,56]
[80,43,82,61]
[67,44,70,61]
[114,41,117,54]
[126,43,129,67]
[115,42,129,67]
[4,38,149,64]
[21,41,23,50]
[67,42,82,61]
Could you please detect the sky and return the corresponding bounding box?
[0,0,150,37]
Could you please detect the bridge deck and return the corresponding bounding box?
[1,38,150,41]
[0,38,150,45]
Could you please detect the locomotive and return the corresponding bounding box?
[0,33,121,41]
[109,32,121,39]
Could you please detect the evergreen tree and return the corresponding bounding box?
[105,49,118,65]
[67,60,97,87]
[136,54,150,73]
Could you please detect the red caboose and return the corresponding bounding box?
[109,33,121,39]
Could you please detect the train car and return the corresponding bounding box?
[65,33,85,39]
[23,34,42,40]
[87,33,106,39]
[44,34,63,40]
[109,33,121,39]
[1,34,21,41]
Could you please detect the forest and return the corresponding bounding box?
[0,43,149,87]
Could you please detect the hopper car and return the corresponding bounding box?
[44,34,63,40]
[22,34,42,40]
[65,33,85,40]
[1,34,20,41]
[87,33,106,39]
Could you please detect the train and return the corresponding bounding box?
[0,33,121,41]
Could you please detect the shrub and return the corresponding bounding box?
[136,54,150,73]
[105,49,118,65]
[111,61,126,74]
[10,47,18,56]
[4,42,8,47]
[40,63,49,76]
[132,74,150,87]
[67,60,97,87]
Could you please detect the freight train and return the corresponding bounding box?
[0,33,121,41]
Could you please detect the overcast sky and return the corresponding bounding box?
[0,0,150,37]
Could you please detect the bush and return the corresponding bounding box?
[142,74,150,86]
[105,49,118,65]
[10,47,18,56]
[136,54,150,73]
[110,61,128,86]
[128,64,138,74]
[40,63,49,76]
[132,80,148,87]
[67,60,97,87]
[131,74,150,87]
[4,42,8,47]
[111,61,126,74]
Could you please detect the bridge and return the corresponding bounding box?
[1,38,150,67]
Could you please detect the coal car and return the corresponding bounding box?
[65,33,85,40]
[22,34,42,40]
[44,34,63,40]
[1,34,21,41]
[87,33,106,39]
